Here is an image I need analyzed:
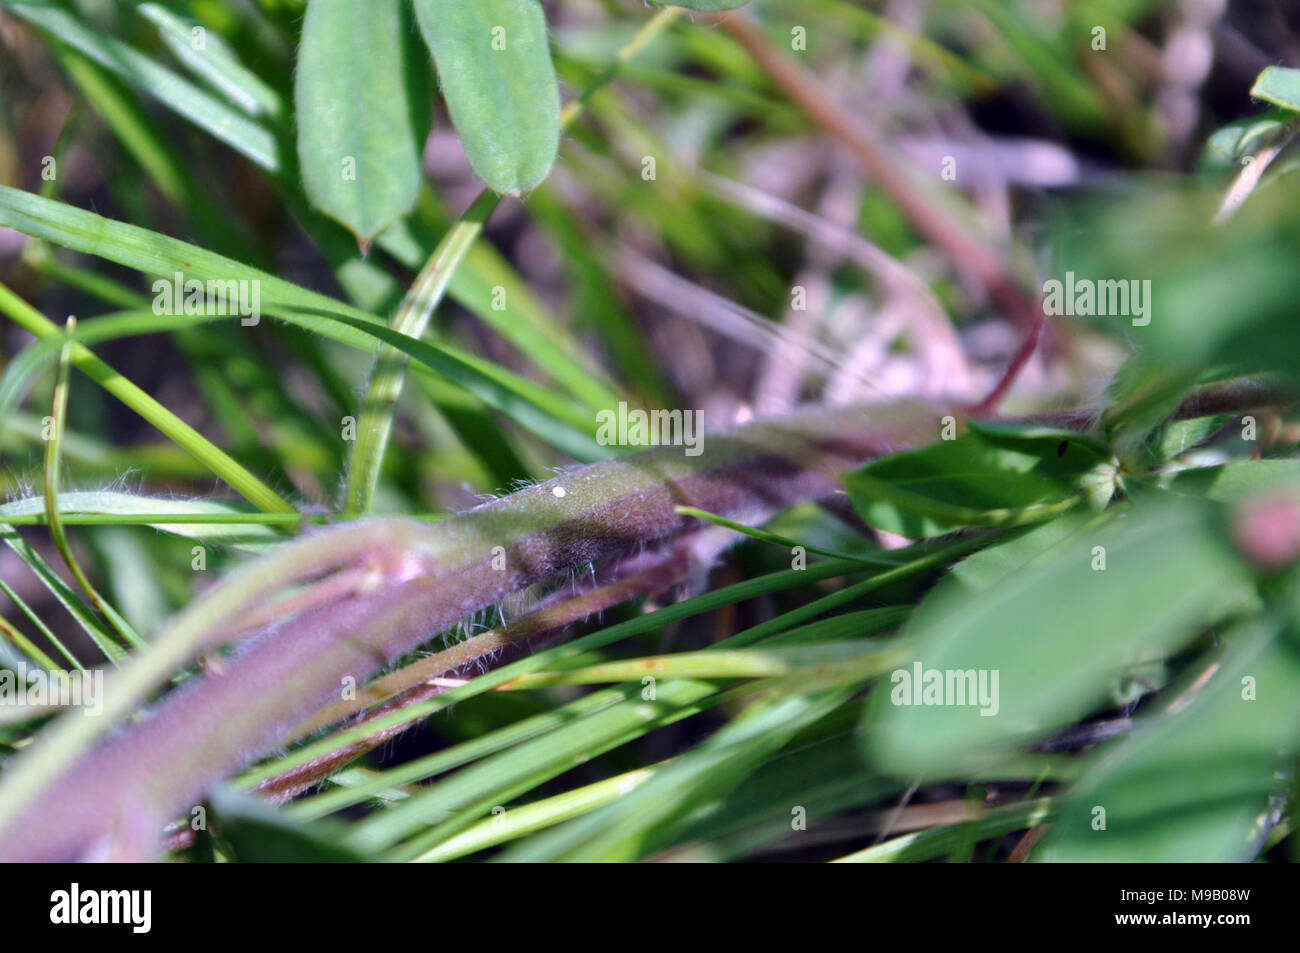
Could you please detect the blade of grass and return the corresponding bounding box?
[0,576,82,673]
[41,317,137,659]
[501,684,862,861]
[0,193,604,459]
[0,282,296,513]
[496,640,893,689]
[411,764,659,862]
[0,528,110,672]
[0,613,59,672]
[136,2,284,119]
[344,190,502,513]
[2,1,281,170]
[830,798,1055,862]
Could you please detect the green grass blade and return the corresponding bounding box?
[3,1,281,170]
[344,191,501,513]
[832,798,1055,862]
[0,188,604,458]
[0,281,297,514]
[136,2,284,119]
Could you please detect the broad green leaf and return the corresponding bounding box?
[296,0,432,245]
[865,499,1255,776]
[1149,414,1234,460]
[1036,617,1300,862]
[1250,65,1300,113]
[1163,459,1300,502]
[965,418,1112,458]
[1048,184,1300,454]
[947,511,1106,593]
[413,0,560,195]
[843,430,1111,538]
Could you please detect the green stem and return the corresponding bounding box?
[42,319,136,660]
[0,613,60,673]
[344,190,501,513]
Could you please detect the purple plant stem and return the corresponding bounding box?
[0,400,945,861]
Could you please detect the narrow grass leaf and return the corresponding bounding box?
[2,2,280,170]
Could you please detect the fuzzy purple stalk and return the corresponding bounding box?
[0,400,945,861]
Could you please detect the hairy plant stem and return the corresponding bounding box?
[251,534,708,803]
[0,399,945,861]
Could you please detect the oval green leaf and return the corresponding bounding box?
[1250,65,1300,114]
[295,0,432,246]
[842,430,1111,538]
[413,0,560,195]
[864,499,1256,776]
[1035,617,1300,862]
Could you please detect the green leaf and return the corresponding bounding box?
[947,511,1105,593]
[1035,616,1300,862]
[0,491,284,554]
[1163,459,1300,502]
[137,3,284,119]
[842,430,1111,538]
[1251,66,1300,113]
[1149,414,1234,461]
[865,498,1255,776]
[1048,185,1300,456]
[208,789,373,862]
[413,0,560,195]
[1201,107,1292,173]
[296,0,432,245]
